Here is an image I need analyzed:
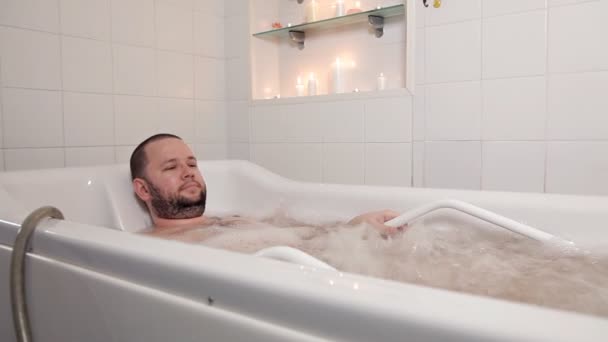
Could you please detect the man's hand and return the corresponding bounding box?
[348,210,407,237]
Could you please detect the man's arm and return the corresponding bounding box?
[348,210,406,236]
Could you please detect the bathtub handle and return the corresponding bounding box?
[10,206,65,342]
[385,199,572,244]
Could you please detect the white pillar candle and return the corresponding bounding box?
[306,0,319,22]
[377,72,386,91]
[330,58,344,94]
[308,73,318,96]
[296,76,305,96]
[335,0,346,16]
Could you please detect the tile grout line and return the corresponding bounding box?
[543,1,550,194]
[58,0,66,168]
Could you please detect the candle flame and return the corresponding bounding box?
[355,1,361,8]
[297,76,302,84]
[309,72,315,80]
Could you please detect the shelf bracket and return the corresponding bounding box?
[297,0,304,3]
[289,30,305,50]
[368,15,385,38]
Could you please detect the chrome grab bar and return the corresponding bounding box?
[385,199,573,245]
[10,206,64,342]
[254,246,336,271]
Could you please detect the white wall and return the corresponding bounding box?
[0,0,228,171]
[415,0,608,195]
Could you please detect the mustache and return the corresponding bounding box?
[179,180,202,191]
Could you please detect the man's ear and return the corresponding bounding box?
[133,178,151,202]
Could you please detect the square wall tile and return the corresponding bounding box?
[2,88,63,148]
[426,0,481,26]
[195,57,225,100]
[413,85,425,141]
[283,143,323,182]
[227,101,249,143]
[364,97,412,143]
[228,143,250,160]
[224,15,249,59]
[413,142,424,187]
[4,148,65,171]
[483,0,546,17]
[250,105,287,142]
[195,100,226,143]
[60,0,111,40]
[114,95,158,145]
[365,143,412,187]
[115,145,136,163]
[111,0,154,47]
[0,0,60,32]
[546,142,608,196]
[0,150,4,171]
[547,72,608,140]
[157,51,194,98]
[549,2,607,73]
[113,44,156,96]
[426,20,481,83]
[482,142,545,193]
[155,98,195,142]
[482,10,546,79]
[285,103,323,143]
[65,147,115,167]
[194,0,224,16]
[64,92,114,146]
[0,27,61,89]
[425,141,481,190]
[194,11,225,58]
[322,143,365,185]
[226,57,250,100]
[194,143,227,161]
[250,143,287,176]
[225,0,248,16]
[62,36,113,93]
[482,77,546,140]
[155,2,193,53]
[425,82,481,140]
[415,28,425,85]
[321,101,365,143]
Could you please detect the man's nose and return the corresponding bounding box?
[181,164,194,178]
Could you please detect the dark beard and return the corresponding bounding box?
[146,180,206,219]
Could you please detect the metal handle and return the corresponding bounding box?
[10,206,64,342]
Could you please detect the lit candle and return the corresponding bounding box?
[377,72,386,91]
[330,58,344,94]
[308,72,318,96]
[306,0,319,22]
[296,76,305,96]
[335,0,345,16]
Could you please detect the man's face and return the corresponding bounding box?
[140,138,207,219]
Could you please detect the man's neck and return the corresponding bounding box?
[152,215,212,230]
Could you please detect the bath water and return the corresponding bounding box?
[172,214,608,318]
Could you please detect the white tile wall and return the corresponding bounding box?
[2,88,63,148]
[113,95,159,145]
[156,50,194,98]
[412,142,424,187]
[426,0,481,26]
[62,36,113,93]
[424,141,481,190]
[4,148,65,171]
[425,81,481,140]
[111,0,155,47]
[323,143,365,184]
[63,92,114,146]
[60,0,111,40]
[320,101,365,143]
[546,142,608,196]
[365,143,411,186]
[194,143,228,161]
[194,56,225,100]
[227,101,249,143]
[114,145,136,163]
[547,72,608,140]
[65,146,115,166]
[0,150,4,171]
[426,20,481,83]
[482,142,546,193]
[228,143,250,160]
[482,10,546,79]
[364,97,412,143]
[0,0,60,32]
[0,27,62,89]
[548,1,607,73]
[194,11,224,58]
[285,103,323,143]
[155,98,195,142]
[195,100,226,143]
[112,44,156,96]
[482,77,546,140]
[483,0,546,17]
[155,1,193,53]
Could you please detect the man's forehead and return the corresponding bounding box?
[145,138,195,163]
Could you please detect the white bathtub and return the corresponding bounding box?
[1,160,607,341]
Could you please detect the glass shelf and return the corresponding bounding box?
[252,4,405,39]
